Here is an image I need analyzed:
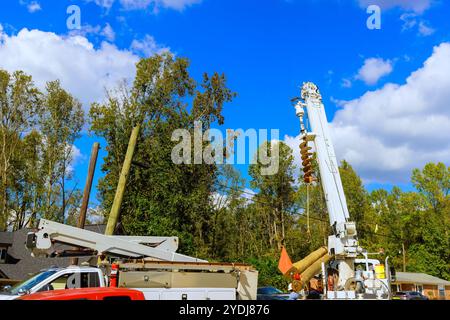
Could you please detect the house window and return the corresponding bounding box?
[0,248,6,263]
[438,285,445,298]
[416,285,423,293]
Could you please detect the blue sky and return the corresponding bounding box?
[1,0,450,207]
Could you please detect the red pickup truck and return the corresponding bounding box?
[17,287,146,300]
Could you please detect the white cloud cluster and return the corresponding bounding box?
[357,0,433,14]
[67,145,86,175]
[131,35,170,57]
[69,23,116,42]
[356,58,393,85]
[27,1,41,13]
[101,23,116,41]
[400,13,435,37]
[92,0,201,11]
[19,0,42,13]
[0,28,139,108]
[287,43,450,184]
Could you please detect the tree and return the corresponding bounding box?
[7,130,45,229]
[410,163,450,280]
[249,141,297,252]
[210,165,246,260]
[339,160,374,242]
[0,70,41,230]
[412,163,449,212]
[368,163,450,280]
[39,80,84,223]
[0,71,84,230]
[89,53,235,257]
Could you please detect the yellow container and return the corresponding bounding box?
[375,264,386,279]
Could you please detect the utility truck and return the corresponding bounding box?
[280,82,394,300]
[0,219,258,300]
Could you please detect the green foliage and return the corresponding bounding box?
[246,256,289,290]
[367,163,450,280]
[0,69,84,230]
[248,141,297,251]
[89,53,236,258]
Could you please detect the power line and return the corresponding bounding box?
[214,181,399,240]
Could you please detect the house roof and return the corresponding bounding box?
[394,272,450,286]
[0,224,107,281]
[0,232,13,246]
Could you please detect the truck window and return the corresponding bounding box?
[8,270,58,295]
[80,272,100,288]
[41,273,77,291]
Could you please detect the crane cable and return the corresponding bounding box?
[306,183,311,240]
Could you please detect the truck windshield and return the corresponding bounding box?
[7,270,58,295]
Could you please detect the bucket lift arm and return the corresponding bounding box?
[26,219,207,263]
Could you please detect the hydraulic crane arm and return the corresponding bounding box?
[298,83,350,224]
[295,82,359,258]
[26,219,207,263]
[295,82,361,289]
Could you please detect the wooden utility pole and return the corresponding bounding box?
[105,125,140,236]
[71,142,100,265]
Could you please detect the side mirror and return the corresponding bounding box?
[2,285,12,292]
[17,288,30,296]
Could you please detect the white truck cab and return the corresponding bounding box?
[353,258,391,299]
[0,266,105,300]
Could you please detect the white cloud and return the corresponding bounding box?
[357,0,433,14]
[20,0,42,13]
[119,0,152,9]
[27,1,42,13]
[131,35,169,56]
[67,145,86,175]
[418,21,435,36]
[92,0,201,11]
[156,0,202,10]
[0,28,140,108]
[101,23,116,42]
[356,58,393,85]
[341,78,353,88]
[400,13,418,30]
[94,0,115,9]
[68,24,101,37]
[68,23,116,42]
[286,43,450,184]
[243,188,256,201]
[400,13,435,37]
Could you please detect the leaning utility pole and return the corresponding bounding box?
[105,125,141,236]
[71,142,100,265]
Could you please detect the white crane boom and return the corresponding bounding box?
[299,82,350,225]
[295,82,360,290]
[26,219,207,263]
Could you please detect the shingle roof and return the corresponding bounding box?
[394,272,450,286]
[0,232,13,245]
[0,224,107,280]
